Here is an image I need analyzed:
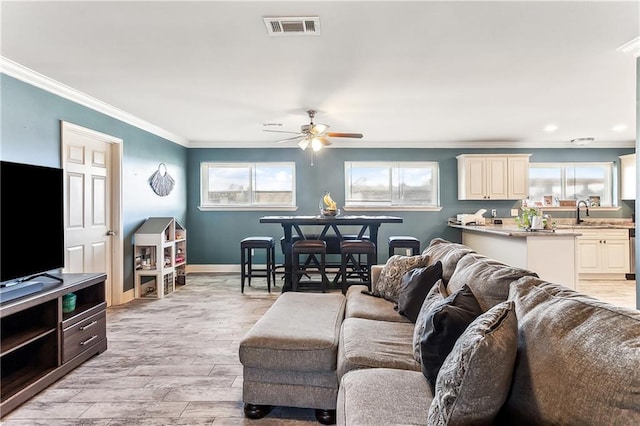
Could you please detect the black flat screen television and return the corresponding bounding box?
[1,161,64,284]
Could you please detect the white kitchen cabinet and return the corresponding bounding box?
[457,154,530,200]
[619,153,636,200]
[576,229,629,275]
[508,155,530,199]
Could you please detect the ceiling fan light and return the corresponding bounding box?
[310,123,328,135]
[311,137,323,151]
[298,139,310,150]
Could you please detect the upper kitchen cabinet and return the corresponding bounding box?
[457,154,531,200]
[620,153,636,200]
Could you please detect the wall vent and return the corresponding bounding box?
[263,16,320,36]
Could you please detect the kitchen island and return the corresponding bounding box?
[449,223,582,289]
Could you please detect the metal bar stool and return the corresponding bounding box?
[241,237,276,293]
[292,240,328,292]
[388,236,421,258]
[341,239,376,294]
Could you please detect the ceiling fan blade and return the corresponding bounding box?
[327,132,363,139]
[263,129,303,135]
[310,123,329,135]
[274,135,304,143]
[318,136,332,146]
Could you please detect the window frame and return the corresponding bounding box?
[343,161,441,211]
[528,161,616,208]
[199,162,297,211]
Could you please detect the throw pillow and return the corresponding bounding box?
[397,261,443,322]
[419,284,483,388]
[371,254,430,303]
[427,301,518,425]
[412,280,448,362]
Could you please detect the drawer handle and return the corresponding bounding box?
[80,321,98,331]
[80,335,98,346]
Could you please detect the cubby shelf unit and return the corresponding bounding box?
[133,217,187,299]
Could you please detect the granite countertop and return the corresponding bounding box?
[449,219,635,238]
[448,223,583,238]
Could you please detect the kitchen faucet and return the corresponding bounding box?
[576,200,589,224]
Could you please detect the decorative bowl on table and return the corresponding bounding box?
[320,208,340,217]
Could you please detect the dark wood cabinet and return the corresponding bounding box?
[0,273,107,417]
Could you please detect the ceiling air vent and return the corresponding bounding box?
[263,16,320,36]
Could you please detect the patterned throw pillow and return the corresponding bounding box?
[412,280,447,362]
[427,301,518,426]
[372,254,430,303]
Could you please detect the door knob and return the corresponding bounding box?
[106,230,116,236]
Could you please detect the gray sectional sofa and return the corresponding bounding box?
[336,238,640,425]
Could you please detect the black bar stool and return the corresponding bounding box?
[292,240,328,292]
[388,236,421,258]
[340,239,376,294]
[241,237,276,293]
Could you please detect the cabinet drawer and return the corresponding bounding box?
[62,310,106,363]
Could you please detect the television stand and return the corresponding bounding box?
[0,272,107,417]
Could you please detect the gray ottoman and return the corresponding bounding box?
[239,292,346,424]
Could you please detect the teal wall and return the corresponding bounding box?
[2,73,635,296]
[187,147,634,266]
[1,74,188,291]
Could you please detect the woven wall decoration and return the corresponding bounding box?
[149,163,175,196]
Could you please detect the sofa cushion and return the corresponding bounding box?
[422,238,475,283]
[447,253,538,312]
[397,261,443,322]
[428,301,517,425]
[419,284,483,387]
[500,276,640,424]
[337,368,433,426]
[345,285,410,323]
[412,280,447,362]
[370,253,430,303]
[338,317,420,380]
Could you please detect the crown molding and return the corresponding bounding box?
[189,139,636,149]
[0,56,189,147]
[617,37,640,58]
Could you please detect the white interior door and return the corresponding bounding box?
[62,122,123,306]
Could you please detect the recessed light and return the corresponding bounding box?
[543,124,558,132]
[612,124,628,132]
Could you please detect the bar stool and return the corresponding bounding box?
[292,240,328,292]
[340,239,376,294]
[388,236,421,258]
[241,237,276,293]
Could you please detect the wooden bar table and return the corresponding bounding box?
[260,215,403,291]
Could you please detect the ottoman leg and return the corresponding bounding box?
[315,408,336,425]
[244,403,273,419]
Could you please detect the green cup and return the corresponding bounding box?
[62,293,77,313]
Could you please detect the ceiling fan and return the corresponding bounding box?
[264,110,363,151]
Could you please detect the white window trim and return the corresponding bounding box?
[199,162,297,211]
[529,161,615,207]
[344,161,441,210]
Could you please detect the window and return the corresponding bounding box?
[200,162,296,210]
[529,162,614,207]
[344,161,440,209]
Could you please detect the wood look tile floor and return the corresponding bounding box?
[1,274,318,425]
[1,273,637,425]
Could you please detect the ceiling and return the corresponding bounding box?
[1,1,638,149]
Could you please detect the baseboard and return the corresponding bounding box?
[187,264,242,273]
[578,273,629,281]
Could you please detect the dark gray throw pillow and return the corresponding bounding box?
[419,284,482,389]
[397,261,443,322]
